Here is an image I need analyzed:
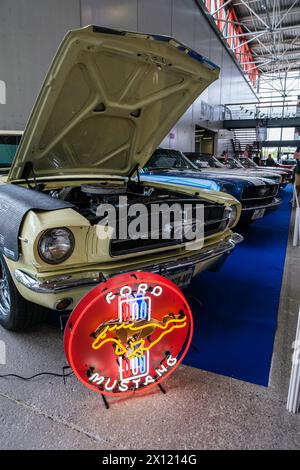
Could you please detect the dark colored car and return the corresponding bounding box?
[238,156,293,185]
[0,131,23,173]
[213,155,289,187]
[185,152,282,180]
[278,158,296,169]
[141,148,281,223]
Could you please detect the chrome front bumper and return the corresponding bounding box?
[242,197,281,212]
[14,232,243,294]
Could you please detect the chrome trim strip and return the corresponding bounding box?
[14,233,243,294]
[241,198,281,212]
[14,271,102,294]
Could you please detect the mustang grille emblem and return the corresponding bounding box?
[258,187,269,196]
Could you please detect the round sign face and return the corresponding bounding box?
[64,272,193,396]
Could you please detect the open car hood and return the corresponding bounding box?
[8,25,219,182]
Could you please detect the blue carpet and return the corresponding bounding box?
[184,185,292,386]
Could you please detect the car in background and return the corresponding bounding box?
[141,148,281,225]
[278,159,296,169]
[0,131,23,174]
[0,26,243,331]
[238,156,293,186]
[184,152,283,185]
[278,154,297,169]
[213,155,287,187]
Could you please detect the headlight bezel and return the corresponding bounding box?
[227,205,238,228]
[38,227,75,265]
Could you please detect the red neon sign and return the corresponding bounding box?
[64,272,193,396]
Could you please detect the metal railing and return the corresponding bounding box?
[293,184,300,247]
[224,101,300,121]
[287,185,300,414]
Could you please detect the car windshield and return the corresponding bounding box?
[144,149,194,171]
[188,154,224,169]
[0,134,22,170]
[221,157,244,169]
[239,158,257,169]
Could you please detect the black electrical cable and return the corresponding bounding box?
[0,371,73,381]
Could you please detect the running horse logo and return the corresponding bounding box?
[91,313,187,360]
[90,292,187,383]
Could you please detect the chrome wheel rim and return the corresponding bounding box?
[0,260,11,317]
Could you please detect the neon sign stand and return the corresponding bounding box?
[64,272,193,408]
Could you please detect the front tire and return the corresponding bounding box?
[0,254,47,331]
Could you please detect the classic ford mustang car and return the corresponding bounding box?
[238,156,293,185]
[141,148,281,223]
[0,130,23,172]
[184,152,285,185]
[213,155,289,186]
[0,26,242,331]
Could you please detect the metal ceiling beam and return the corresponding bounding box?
[285,77,300,92]
[258,77,286,90]
[193,0,260,98]
[226,23,300,39]
[280,32,300,59]
[232,31,266,51]
[211,17,248,28]
[261,0,272,29]
[257,75,287,93]
[237,0,270,29]
[252,44,300,54]
[233,0,260,5]
[262,61,300,71]
[261,57,300,65]
[225,29,269,39]
[259,73,300,81]
[200,0,300,92]
[250,51,300,63]
[211,0,232,15]
[275,0,299,29]
[255,32,300,73]
[252,39,300,49]
[243,31,278,61]
[237,5,300,24]
[224,99,299,106]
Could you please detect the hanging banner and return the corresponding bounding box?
[256,119,268,142]
[64,272,193,396]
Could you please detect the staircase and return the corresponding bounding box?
[231,128,260,156]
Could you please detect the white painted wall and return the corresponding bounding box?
[0,0,81,129]
[0,0,257,152]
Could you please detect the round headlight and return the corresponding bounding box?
[38,228,75,264]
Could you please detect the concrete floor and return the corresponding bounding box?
[0,213,299,450]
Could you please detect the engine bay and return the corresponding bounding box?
[48,181,207,225]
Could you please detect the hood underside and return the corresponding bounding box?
[8,25,219,182]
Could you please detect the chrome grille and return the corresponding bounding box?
[241,184,279,200]
[110,201,229,257]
